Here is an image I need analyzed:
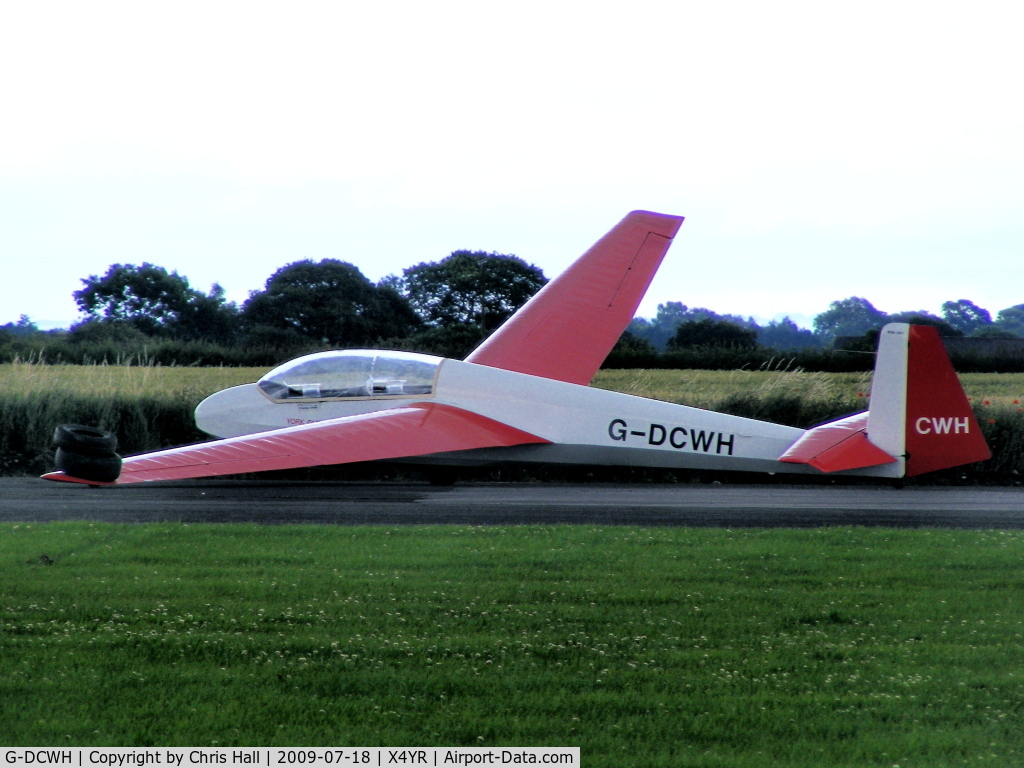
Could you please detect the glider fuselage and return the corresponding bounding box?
[196,356,901,478]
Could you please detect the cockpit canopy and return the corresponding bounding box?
[257,350,443,402]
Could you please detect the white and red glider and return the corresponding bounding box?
[43,211,990,486]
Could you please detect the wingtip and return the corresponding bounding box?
[41,471,114,487]
[624,210,685,237]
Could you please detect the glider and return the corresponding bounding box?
[43,210,990,486]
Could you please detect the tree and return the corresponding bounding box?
[653,301,691,327]
[68,319,151,345]
[631,302,693,349]
[630,302,758,350]
[667,318,758,349]
[813,297,887,342]
[970,325,1020,339]
[609,330,658,358]
[394,251,547,331]
[758,317,820,349]
[74,263,238,341]
[75,263,190,334]
[396,323,491,360]
[942,299,992,335]
[242,259,420,347]
[174,283,240,342]
[994,304,1024,337]
[626,317,656,345]
[0,315,39,337]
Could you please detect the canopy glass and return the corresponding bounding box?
[257,350,442,401]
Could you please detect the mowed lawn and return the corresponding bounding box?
[3,522,1024,766]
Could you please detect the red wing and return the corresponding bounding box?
[465,210,684,385]
[42,403,548,485]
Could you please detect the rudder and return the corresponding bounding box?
[903,324,991,476]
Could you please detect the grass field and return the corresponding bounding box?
[3,360,1023,403]
[3,523,1023,764]
[0,361,264,399]
[2,360,1022,407]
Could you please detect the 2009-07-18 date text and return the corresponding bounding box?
[276,752,373,765]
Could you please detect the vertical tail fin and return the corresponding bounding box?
[465,210,684,385]
[867,323,991,477]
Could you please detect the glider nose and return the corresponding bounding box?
[195,384,276,438]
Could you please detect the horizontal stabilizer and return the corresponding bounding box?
[43,403,548,485]
[779,413,896,473]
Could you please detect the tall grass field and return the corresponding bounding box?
[1,362,1021,481]
[3,523,1024,765]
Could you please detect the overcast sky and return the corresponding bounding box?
[2,1,1022,330]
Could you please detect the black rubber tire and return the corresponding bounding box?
[53,424,118,456]
[54,448,122,483]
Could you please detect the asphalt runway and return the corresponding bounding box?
[2,477,1023,527]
